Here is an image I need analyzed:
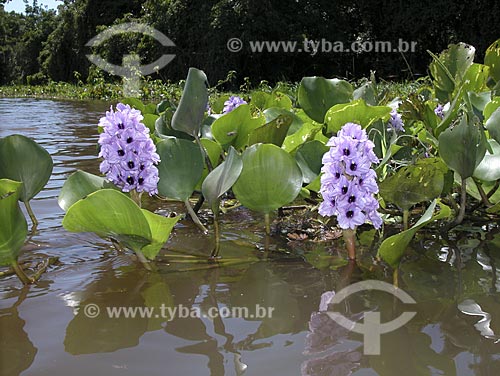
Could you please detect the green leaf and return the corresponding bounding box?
[484,97,500,120]
[473,139,500,181]
[202,147,243,209]
[438,115,487,179]
[485,106,500,144]
[251,91,292,110]
[0,134,53,202]
[282,122,323,153]
[485,38,500,83]
[377,200,451,268]
[141,210,180,260]
[324,99,392,135]
[264,107,304,135]
[462,64,490,93]
[0,179,28,266]
[58,170,116,212]
[156,138,204,201]
[200,138,223,169]
[155,109,193,140]
[211,104,266,149]
[248,113,293,147]
[429,43,476,102]
[295,140,329,184]
[298,77,353,123]
[379,158,446,211]
[233,144,303,213]
[171,68,208,137]
[143,113,159,133]
[353,81,377,106]
[62,189,152,253]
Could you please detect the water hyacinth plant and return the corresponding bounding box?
[98,103,160,205]
[319,123,382,259]
[223,95,247,114]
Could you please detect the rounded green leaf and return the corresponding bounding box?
[62,189,152,252]
[485,106,500,144]
[233,144,303,213]
[0,179,28,265]
[58,170,115,211]
[141,210,180,260]
[202,147,242,207]
[485,38,500,83]
[264,108,303,135]
[324,99,391,135]
[379,158,446,211]
[0,134,53,202]
[248,114,293,147]
[156,138,204,201]
[171,68,208,137]
[298,77,353,123]
[295,140,329,184]
[438,115,487,179]
[211,104,266,149]
[473,139,500,181]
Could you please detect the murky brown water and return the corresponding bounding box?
[1,98,500,376]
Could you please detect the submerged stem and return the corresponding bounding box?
[210,210,221,259]
[185,198,208,234]
[454,177,467,226]
[134,250,155,271]
[24,200,38,229]
[342,228,357,260]
[11,260,33,285]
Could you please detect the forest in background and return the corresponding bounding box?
[1,0,499,86]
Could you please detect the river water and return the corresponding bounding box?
[1,98,500,376]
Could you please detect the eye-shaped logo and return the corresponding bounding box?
[85,22,175,77]
[325,280,416,355]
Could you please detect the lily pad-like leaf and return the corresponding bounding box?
[295,140,329,184]
[485,106,500,144]
[473,139,500,181]
[233,144,303,213]
[58,170,115,212]
[282,122,323,153]
[0,179,28,266]
[171,68,208,137]
[141,210,180,260]
[377,200,451,268]
[0,134,53,202]
[264,108,303,135]
[252,91,293,110]
[156,138,204,201]
[63,189,152,252]
[298,77,353,123]
[325,99,392,135]
[438,115,487,179]
[62,189,179,260]
[429,43,476,102]
[202,147,243,209]
[379,158,447,211]
[485,38,500,83]
[248,113,293,147]
[211,104,266,149]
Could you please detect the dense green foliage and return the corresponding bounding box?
[1,0,500,86]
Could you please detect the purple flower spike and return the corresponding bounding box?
[98,103,160,196]
[434,104,445,120]
[388,109,405,133]
[318,123,382,230]
[223,95,247,114]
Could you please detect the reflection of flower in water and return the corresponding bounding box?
[302,291,363,376]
